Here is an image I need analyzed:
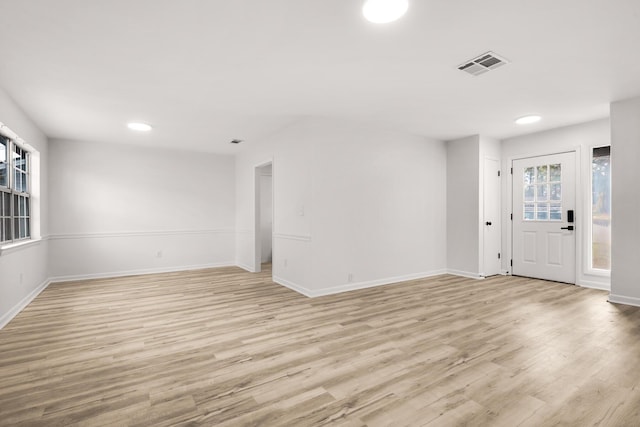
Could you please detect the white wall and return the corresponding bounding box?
[610,96,640,306]
[308,119,447,294]
[480,136,501,164]
[48,139,236,280]
[0,87,49,328]
[501,118,611,290]
[446,135,480,277]
[235,117,447,296]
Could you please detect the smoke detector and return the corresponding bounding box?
[458,52,509,76]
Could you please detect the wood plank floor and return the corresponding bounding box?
[1,266,640,427]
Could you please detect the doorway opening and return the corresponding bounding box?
[254,162,273,273]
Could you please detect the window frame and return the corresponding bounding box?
[0,135,32,245]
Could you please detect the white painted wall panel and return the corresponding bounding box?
[48,231,234,280]
[610,96,640,306]
[48,139,236,279]
[446,135,480,276]
[309,119,447,292]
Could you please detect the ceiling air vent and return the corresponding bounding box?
[458,52,508,76]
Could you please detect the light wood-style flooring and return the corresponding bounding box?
[1,266,639,426]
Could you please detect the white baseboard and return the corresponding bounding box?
[49,262,236,284]
[236,262,256,273]
[0,278,52,330]
[608,293,640,307]
[578,279,610,291]
[272,276,314,297]
[446,269,485,280]
[274,269,448,298]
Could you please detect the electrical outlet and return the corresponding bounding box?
[348,273,354,283]
[284,259,288,267]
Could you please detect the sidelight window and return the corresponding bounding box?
[591,146,611,270]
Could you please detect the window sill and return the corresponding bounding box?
[0,238,43,256]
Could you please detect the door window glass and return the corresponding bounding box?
[524,163,561,221]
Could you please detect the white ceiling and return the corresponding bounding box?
[0,0,639,154]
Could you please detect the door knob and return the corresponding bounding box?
[485,221,492,226]
[560,225,574,231]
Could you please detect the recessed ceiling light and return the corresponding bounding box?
[363,0,409,24]
[127,122,152,132]
[515,115,542,125]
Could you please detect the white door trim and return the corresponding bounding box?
[505,147,582,284]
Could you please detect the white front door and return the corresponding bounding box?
[483,158,501,276]
[512,152,576,284]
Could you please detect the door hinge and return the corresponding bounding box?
[498,252,501,259]
[510,213,513,220]
[498,170,501,177]
[510,259,513,266]
[510,167,513,174]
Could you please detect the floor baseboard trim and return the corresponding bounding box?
[274,269,448,298]
[0,278,52,330]
[272,276,313,297]
[578,279,610,291]
[447,269,484,280]
[236,263,255,273]
[49,262,236,284]
[312,270,449,297]
[608,293,640,308]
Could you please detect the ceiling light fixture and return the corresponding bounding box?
[362,0,409,24]
[515,115,542,125]
[127,122,152,132]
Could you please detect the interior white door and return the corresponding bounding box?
[483,158,501,276]
[512,152,576,284]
